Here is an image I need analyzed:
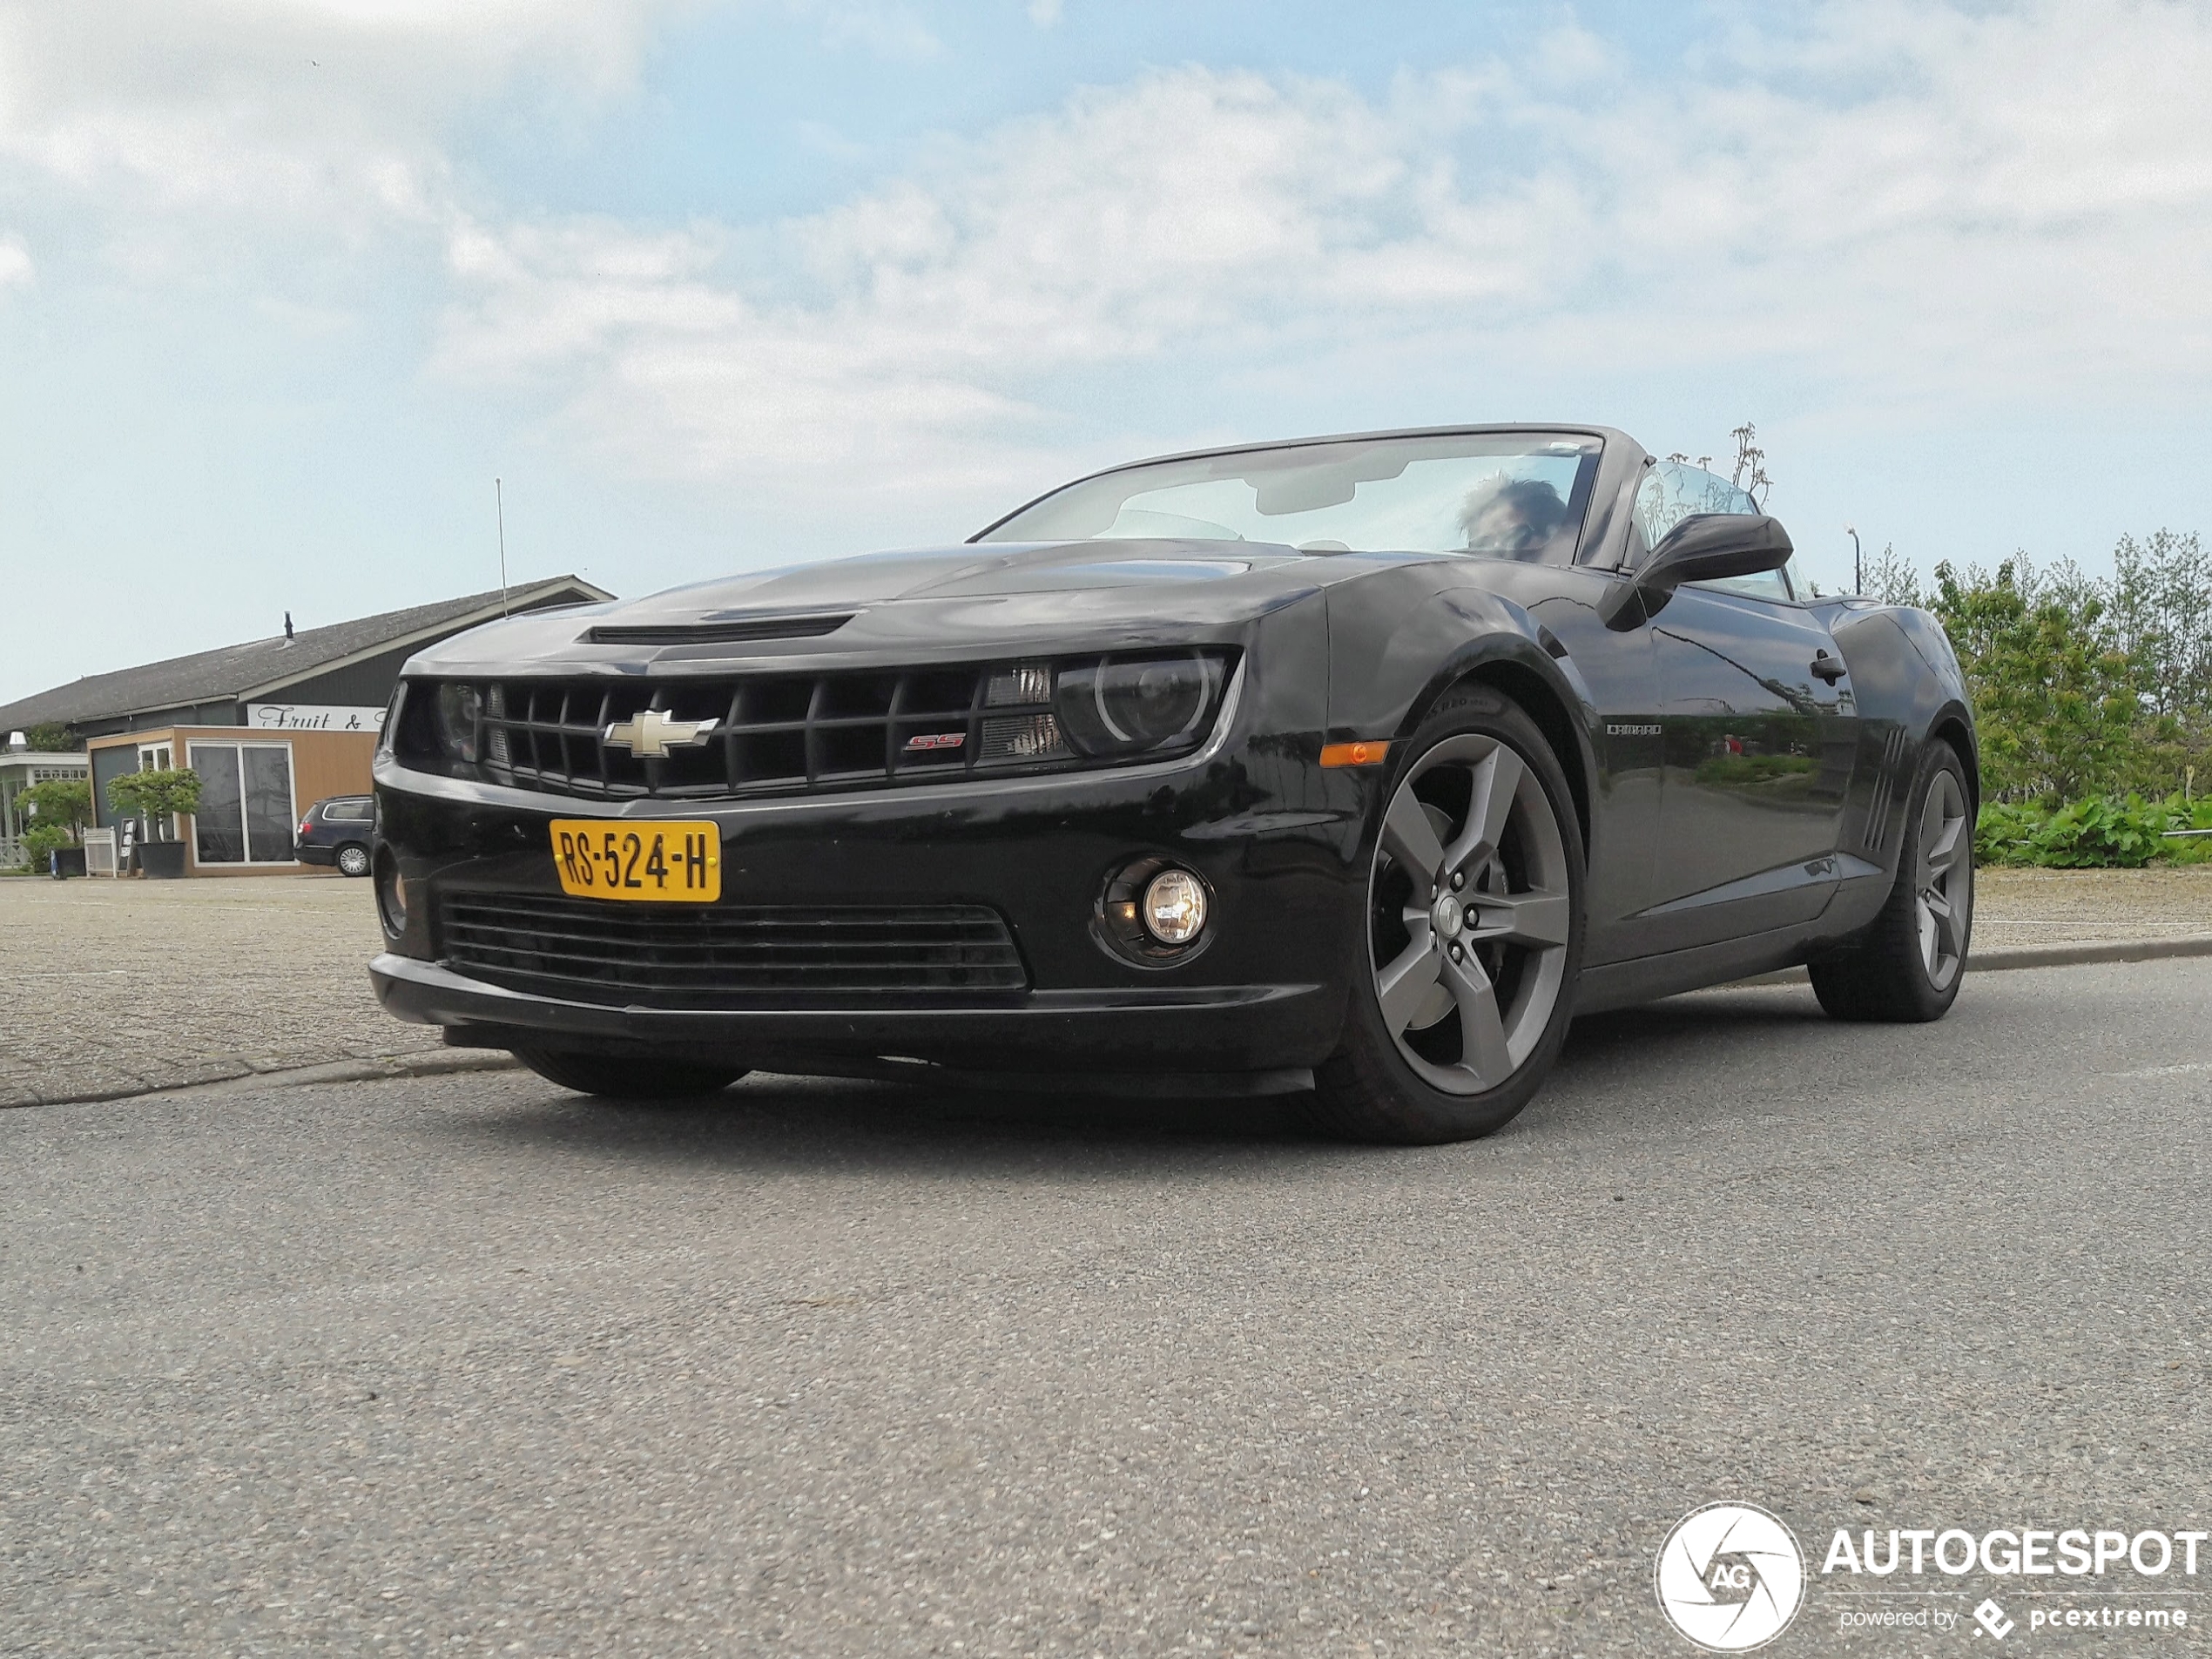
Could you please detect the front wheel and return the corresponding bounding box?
[1809,741,1973,1022]
[513,1046,748,1100]
[1312,686,1585,1144]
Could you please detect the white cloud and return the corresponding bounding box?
[428,1,2212,516]
[9,0,2210,526]
[0,238,31,288]
[1027,0,1062,27]
[0,0,672,233]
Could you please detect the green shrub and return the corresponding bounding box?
[1975,792,2212,867]
[18,823,72,869]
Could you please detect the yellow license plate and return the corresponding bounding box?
[550,819,721,903]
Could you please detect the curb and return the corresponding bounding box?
[4,1049,518,1111]
[1726,932,2212,989]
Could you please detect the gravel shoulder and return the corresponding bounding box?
[6,866,2212,1109]
[0,874,440,1107]
[1972,863,2212,945]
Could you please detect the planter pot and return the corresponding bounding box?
[49,846,87,879]
[138,841,189,880]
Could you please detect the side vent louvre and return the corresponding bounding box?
[1862,725,1908,852]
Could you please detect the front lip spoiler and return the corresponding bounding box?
[368,954,1326,1092]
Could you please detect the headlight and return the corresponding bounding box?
[1054,651,1227,759]
[435,683,482,765]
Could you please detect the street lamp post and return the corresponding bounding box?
[1844,524,1863,595]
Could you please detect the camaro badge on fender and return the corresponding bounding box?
[604,710,719,758]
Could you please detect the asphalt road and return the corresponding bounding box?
[4,961,2209,1657]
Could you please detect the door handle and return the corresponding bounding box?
[1810,650,1847,684]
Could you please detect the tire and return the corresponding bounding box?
[334,843,372,878]
[513,1047,748,1099]
[1809,741,1973,1022]
[1312,685,1586,1144]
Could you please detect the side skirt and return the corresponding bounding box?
[1572,921,1832,1015]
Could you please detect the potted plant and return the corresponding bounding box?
[108,767,203,879]
[16,778,92,877]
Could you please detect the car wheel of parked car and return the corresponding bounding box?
[1809,742,1973,1022]
[513,1047,748,1099]
[1312,686,1586,1144]
[335,843,371,878]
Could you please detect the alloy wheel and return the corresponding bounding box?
[1367,733,1573,1095]
[1916,768,1972,990]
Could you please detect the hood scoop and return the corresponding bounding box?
[584,611,854,648]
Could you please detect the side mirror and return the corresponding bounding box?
[1600,514,1795,630]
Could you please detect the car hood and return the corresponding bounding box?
[407,539,1462,677]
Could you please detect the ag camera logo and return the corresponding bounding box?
[1656,1502,1806,1651]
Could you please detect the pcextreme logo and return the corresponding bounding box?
[1656,1502,1807,1651]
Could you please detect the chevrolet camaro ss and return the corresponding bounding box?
[368,425,1977,1142]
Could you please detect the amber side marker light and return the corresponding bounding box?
[1320,741,1391,768]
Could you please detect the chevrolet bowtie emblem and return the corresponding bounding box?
[603,709,719,759]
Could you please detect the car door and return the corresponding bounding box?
[1635,465,1858,951]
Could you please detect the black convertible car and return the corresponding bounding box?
[368,425,1976,1142]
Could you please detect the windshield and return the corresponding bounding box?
[978,433,1603,561]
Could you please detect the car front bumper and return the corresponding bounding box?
[368,717,1373,1078]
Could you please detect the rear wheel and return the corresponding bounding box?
[334,843,371,878]
[1312,687,1585,1144]
[1809,742,1973,1022]
[513,1047,747,1099]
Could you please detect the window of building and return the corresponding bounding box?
[185,742,297,866]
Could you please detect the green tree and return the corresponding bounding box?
[1932,559,2145,804]
[16,778,92,844]
[23,722,78,752]
[1862,542,1924,608]
[107,768,204,840]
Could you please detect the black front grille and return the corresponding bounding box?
[440,893,1029,1007]
[472,663,1072,802]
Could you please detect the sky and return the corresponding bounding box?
[3,0,2209,705]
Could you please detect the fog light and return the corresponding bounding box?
[374,851,408,941]
[1141,868,1207,946]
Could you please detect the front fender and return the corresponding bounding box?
[1322,564,1602,857]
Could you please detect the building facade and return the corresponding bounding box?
[0,577,610,875]
[0,750,94,870]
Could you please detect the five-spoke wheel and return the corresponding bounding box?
[1811,740,1974,1022]
[1313,686,1585,1143]
[1914,765,1971,992]
[1370,732,1574,1095]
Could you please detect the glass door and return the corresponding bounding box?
[185,742,297,866]
[135,744,178,840]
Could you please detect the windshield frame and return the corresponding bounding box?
[971,425,1622,566]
